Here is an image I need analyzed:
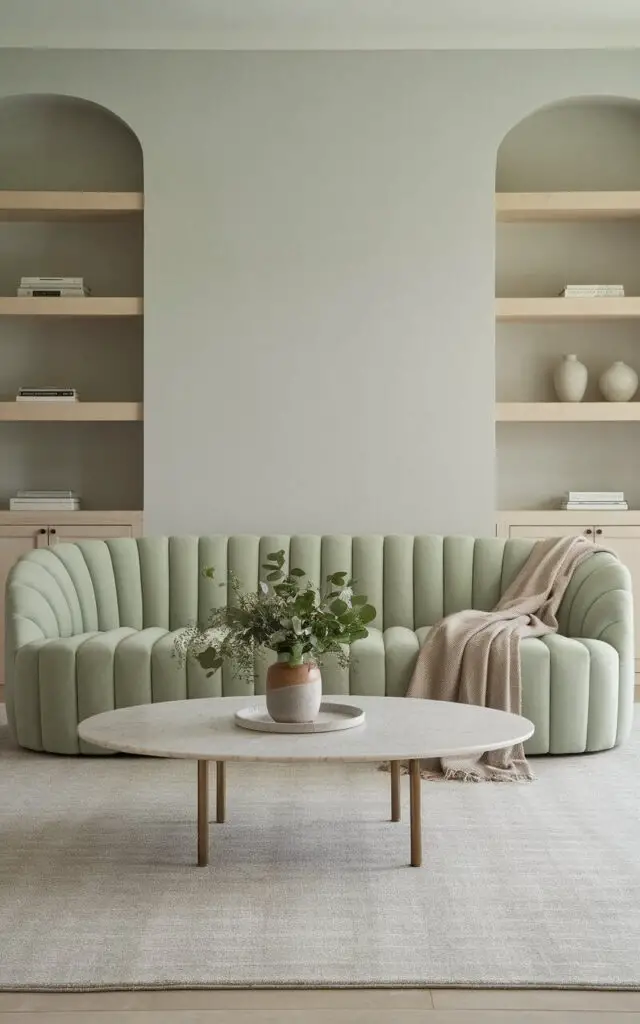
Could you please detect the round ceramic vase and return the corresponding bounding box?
[599,361,639,402]
[266,661,322,724]
[553,354,588,402]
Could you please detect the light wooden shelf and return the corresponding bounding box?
[497,510,640,525]
[0,510,143,526]
[0,191,143,221]
[496,191,640,222]
[497,402,640,422]
[496,297,640,322]
[0,297,142,316]
[0,402,143,422]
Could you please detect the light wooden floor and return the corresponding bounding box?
[0,990,639,1022]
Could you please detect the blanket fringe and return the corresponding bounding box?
[442,766,536,783]
[378,761,536,783]
[378,761,442,781]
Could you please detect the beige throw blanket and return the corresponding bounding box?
[407,535,598,782]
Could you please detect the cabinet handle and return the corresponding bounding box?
[38,528,46,535]
[49,528,57,535]
[595,528,603,536]
[584,528,592,535]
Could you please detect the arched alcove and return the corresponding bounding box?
[495,96,640,515]
[497,97,640,193]
[0,93,142,191]
[0,93,144,522]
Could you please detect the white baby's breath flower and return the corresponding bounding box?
[189,625,228,654]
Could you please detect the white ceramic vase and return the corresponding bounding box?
[599,361,639,402]
[266,661,322,724]
[553,354,588,402]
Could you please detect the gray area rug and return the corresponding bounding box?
[1,706,639,991]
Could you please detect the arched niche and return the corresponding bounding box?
[495,96,640,513]
[497,96,640,193]
[0,93,144,513]
[0,93,142,191]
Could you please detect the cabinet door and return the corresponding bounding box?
[48,523,135,545]
[0,526,48,687]
[509,525,594,540]
[596,527,640,669]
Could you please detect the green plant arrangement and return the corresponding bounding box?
[175,549,377,681]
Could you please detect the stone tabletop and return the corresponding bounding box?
[78,696,534,762]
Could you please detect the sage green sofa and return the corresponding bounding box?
[4,534,634,757]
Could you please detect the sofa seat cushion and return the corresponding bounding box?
[520,634,619,756]
[12,627,225,755]
[381,628,620,756]
[10,623,621,759]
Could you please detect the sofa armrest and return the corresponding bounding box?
[557,550,634,741]
[559,551,633,643]
[5,551,83,735]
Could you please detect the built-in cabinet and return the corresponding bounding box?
[0,512,142,687]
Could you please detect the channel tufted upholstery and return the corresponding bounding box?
[5,535,634,757]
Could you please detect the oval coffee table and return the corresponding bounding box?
[78,696,533,868]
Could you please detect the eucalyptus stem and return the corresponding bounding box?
[174,550,377,683]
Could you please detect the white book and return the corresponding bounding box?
[10,498,80,505]
[562,286,624,293]
[11,493,79,501]
[16,396,79,402]
[10,507,80,513]
[562,283,624,290]
[561,503,628,511]
[566,491,625,502]
[17,490,78,498]
[10,500,80,511]
[12,491,79,497]
[20,276,84,286]
[561,286,624,297]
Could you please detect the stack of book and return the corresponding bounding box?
[17,276,90,297]
[10,490,80,512]
[16,387,79,403]
[560,491,628,511]
[560,284,624,298]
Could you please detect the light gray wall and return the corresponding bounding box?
[0,50,639,535]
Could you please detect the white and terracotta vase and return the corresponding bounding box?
[599,361,639,402]
[553,354,588,402]
[266,661,322,724]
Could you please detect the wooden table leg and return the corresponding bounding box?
[390,760,401,822]
[197,760,209,867]
[216,760,226,823]
[409,759,422,867]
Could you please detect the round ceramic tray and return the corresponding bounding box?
[234,702,366,734]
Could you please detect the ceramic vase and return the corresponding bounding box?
[553,354,588,402]
[266,661,322,724]
[599,361,639,402]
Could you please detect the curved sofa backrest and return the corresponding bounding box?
[7,534,538,636]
